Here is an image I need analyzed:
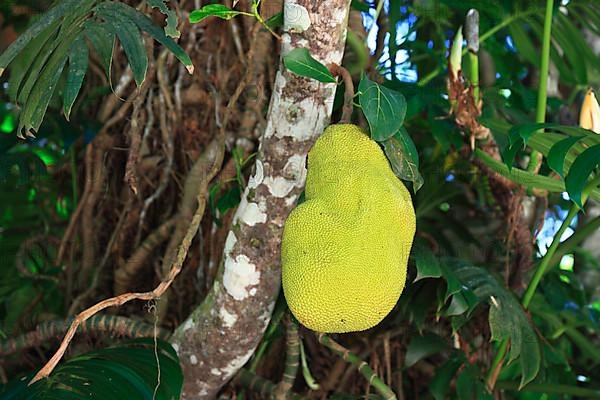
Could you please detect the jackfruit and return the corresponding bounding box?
[281,124,416,333]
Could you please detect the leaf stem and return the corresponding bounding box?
[526,0,554,173]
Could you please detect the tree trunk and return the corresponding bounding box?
[170,1,352,398]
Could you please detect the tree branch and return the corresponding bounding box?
[170,1,352,398]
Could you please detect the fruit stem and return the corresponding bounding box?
[317,333,397,400]
[328,63,355,124]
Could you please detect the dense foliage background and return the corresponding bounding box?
[0,0,599,398]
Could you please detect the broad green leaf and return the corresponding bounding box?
[456,365,493,400]
[429,354,465,400]
[5,339,183,399]
[99,2,193,74]
[0,0,78,75]
[404,333,448,368]
[97,8,148,87]
[500,139,521,171]
[16,25,64,106]
[265,11,283,29]
[351,0,371,12]
[547,136,582,178]
[282,48,336,83]
[565,144,600,208]
[447,259,541,387]
[63,36,89,120]
[189,4,246,23]
[147,0,180,38]
[7,20,60,102]
[382,127,423,192]
[358,76,407,141]
[413,246,442,281]
[17,28,79,136]
[84,22,115,79]
[510,123,600,146]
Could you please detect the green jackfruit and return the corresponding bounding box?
[282,124,416,333]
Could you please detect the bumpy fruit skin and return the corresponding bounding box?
[281,124,416,333]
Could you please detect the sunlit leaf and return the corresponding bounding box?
[282,48,336,83]
[189,4,246,23]
[358,76,407,141]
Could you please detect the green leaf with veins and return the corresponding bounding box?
[282,48,336,83]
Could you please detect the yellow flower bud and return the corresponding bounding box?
[579,89,600,133]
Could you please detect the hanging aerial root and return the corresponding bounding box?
[29,138,225,384]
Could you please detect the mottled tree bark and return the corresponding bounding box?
[170,1,352,398]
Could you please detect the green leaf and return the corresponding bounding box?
[17,28,79,136]
[0,0,78,75]
[358,76,407,141]
[146,0,180,38]
[429,354,465,400]
[500,139,522,172]
[509,123,599,146]
[565,144,600,208]
[404,333,448,368]
[96,8,148,87]
[3,339,182,399]
[456,365,493,400]
[189,4,246,23]
[7,20,60,102]
[507,23,538,67]
[282,48,336,83]
[265,11,283,29]
[547,136,582,178]
[351,0,370,12]
[447,259,541,387]
[63,36,89,120]
[413,246,442,281]
[98,2,193,74]
[84,22,115,79]
[382,127,423,192]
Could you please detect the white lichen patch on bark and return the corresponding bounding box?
[219,349,256,377]
[219,306,238,328]
[210,368,222,376]
[283,1,311,33]
[248,160,264,189]
[224,231,237,255]
[223,254,260,300]
[235,196,267,226]
[190,355,198,365]
[263,175,296,198]
[182,318,194,332]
